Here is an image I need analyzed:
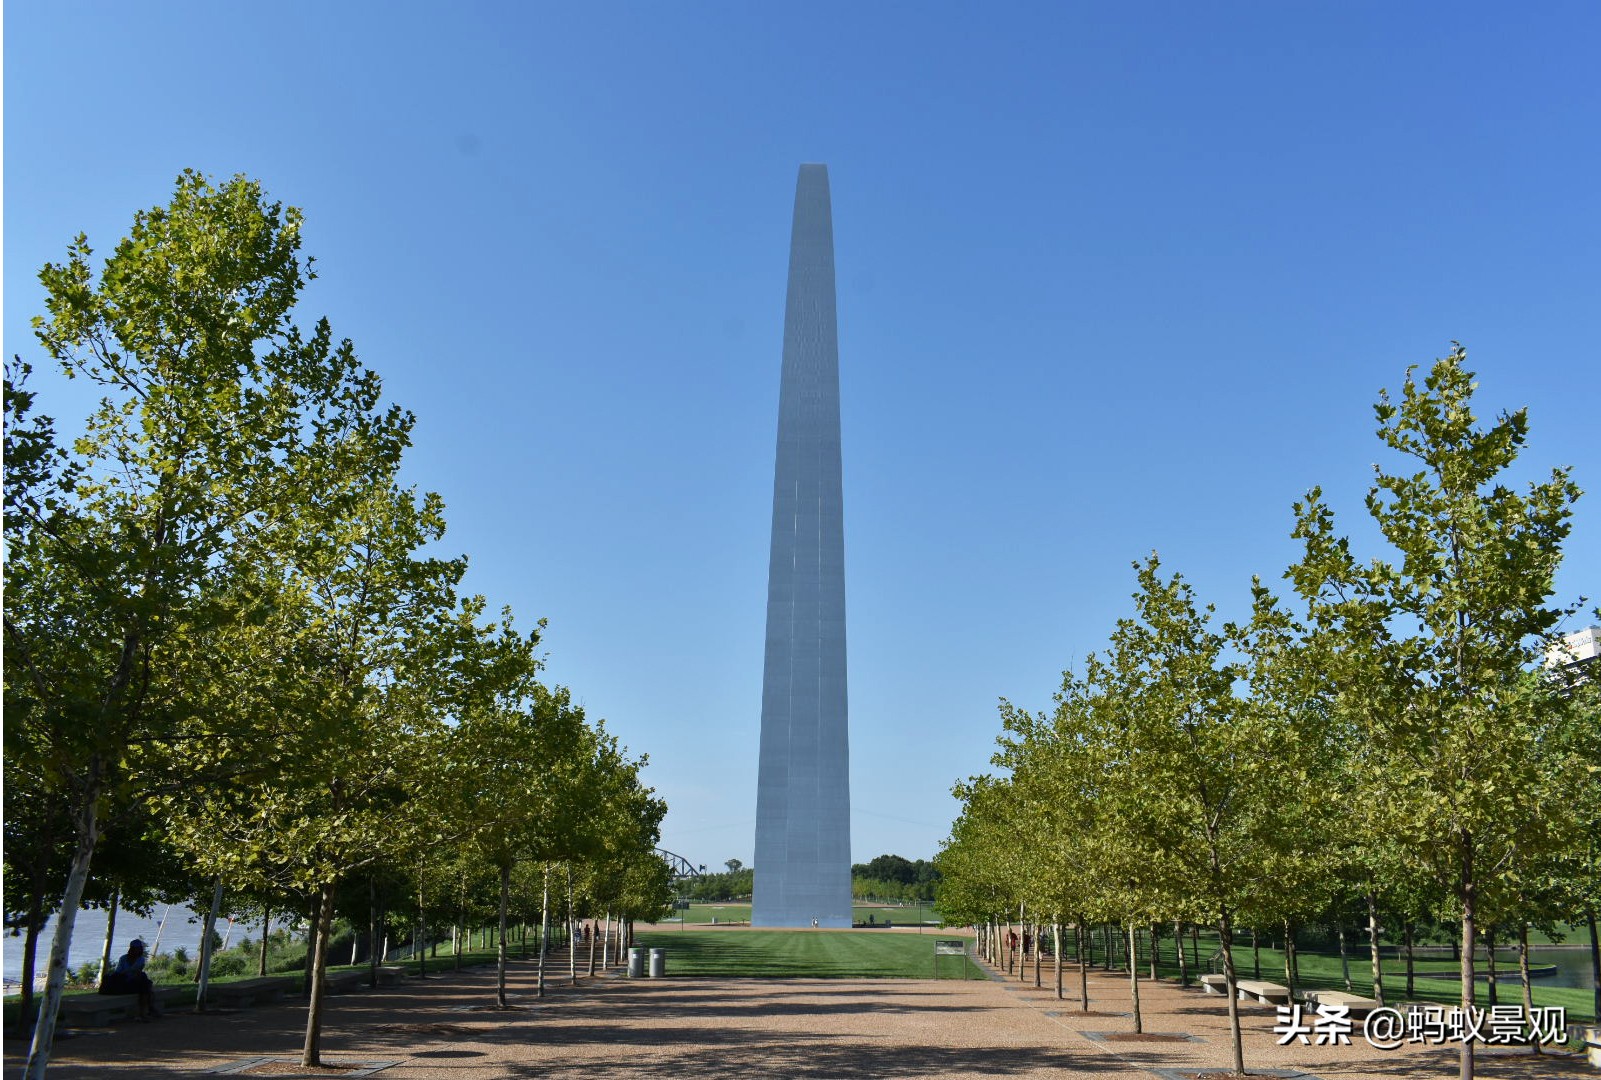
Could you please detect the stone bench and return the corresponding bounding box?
[61,986,181,1027]
[204,975,296,1008]
[1234,979,1292,1005]
[324,969,367,994]
[375,965,406,985]
[1199,974,1229,995]
[1300,989,1381,1016]
[1578,1025,1601,1069]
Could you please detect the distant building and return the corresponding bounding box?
[1544,626,1599,670]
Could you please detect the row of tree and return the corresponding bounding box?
[851,854,939,902]
[935,350,1600,1080]
[3,172,673,1077]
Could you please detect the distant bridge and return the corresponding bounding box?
[655,848,706,881]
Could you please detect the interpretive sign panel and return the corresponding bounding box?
[934,940,965,956]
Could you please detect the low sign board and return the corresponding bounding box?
[934,939,965,956]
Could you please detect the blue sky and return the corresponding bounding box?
[6,2,1598,870]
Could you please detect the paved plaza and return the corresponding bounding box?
[6,941,1590,1079]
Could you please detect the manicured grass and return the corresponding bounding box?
[665,903,940,925]
[1054,929,1596,1025]
[634,929,984,979]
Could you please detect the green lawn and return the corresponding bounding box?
[1046,929,1596,1025]
[663,903,940,926]
[634,929,984,979]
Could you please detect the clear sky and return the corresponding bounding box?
[6,2,1598,871]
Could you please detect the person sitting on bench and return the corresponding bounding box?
[101,938,160,1020]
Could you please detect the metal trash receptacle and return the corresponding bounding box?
[648,948,667,977]
[627,947,645,978]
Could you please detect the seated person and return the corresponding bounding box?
[101,938,159,1019]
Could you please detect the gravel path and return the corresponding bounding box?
[6,948,1590,1079]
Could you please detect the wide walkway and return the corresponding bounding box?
[5,950,1589,1078]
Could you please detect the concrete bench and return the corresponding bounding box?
[1578,1025,1600,1069]
[205,975,296,1008]
[375,965,406,985]
[1199,974,1229,995]
[1234,979,1292,1005]
[1300,989,1381,1016]
[324,969,367,994]
[61,986,181,1027]
[61,995,136,1027]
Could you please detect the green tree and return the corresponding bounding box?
[3,173,394,1077]
[1290,346,1581,1080]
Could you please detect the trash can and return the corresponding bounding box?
[627,947,645,978]
[648,948,667,977]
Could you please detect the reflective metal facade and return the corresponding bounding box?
[752,164,852,928]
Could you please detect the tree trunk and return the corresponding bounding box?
[24,780,100,1080]
[369,879,381,988]
[1338,925,1352,990]
[1518,922,1538,1055]
[150,905,170,957]
[602,911,612,968]
[416,881,427,980]
[1367,891,1385,1007]
[1190,924,1199,976]
[1458,831,1477,1080]
[537,865,550,999]
[1405,920,1415,997]
[1587,908,1601,1030]
[1127,922,1142,1033]
[1483,926,1498,1007]
[1251,926,1260,981]
[1150,922,1160,981]
[588,913,598,976]
[1077,922,1090,1011]
[1054,921,1063,1000]
[260,906,272,977]
[496,863,511,1008]
[1034,921,1042,987]
[1282,919,1296,999]
[299,881,336,1068]
[1219,906,1246,1076]
[98,888,121,987]
[1175,920,1189,988]
[567,865,577,986]
[20,897,44,1022]
[302,899,317,999]
[195,879,224,1009]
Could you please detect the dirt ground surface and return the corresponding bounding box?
[6,941,1592,1079]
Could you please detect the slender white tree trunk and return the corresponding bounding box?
[1127,923,1142,1033]
[1053,921,1063,1000]
[537,865,550,998]
[195,879,225,1010]
[25,784,100,1080]
[98,887,120,987]
[496,864,511,1008]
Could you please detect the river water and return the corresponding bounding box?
[2,906,280,991]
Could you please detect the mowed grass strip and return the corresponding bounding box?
[668,903,938,925]
[634,930,984,979]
